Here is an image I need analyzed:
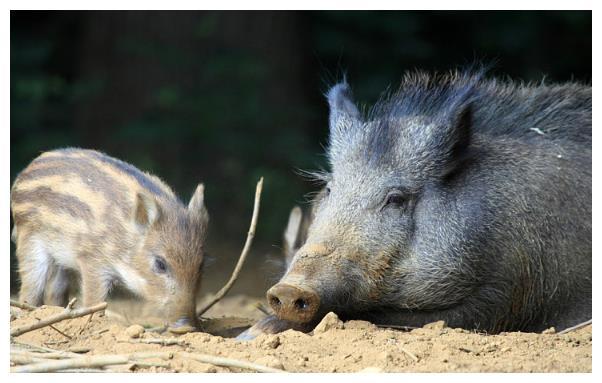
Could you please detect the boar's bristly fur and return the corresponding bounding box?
[264,69,591,334]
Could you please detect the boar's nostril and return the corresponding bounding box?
[266,283,320,323]
[294,298,308,310]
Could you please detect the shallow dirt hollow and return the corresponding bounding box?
[10,295,592,373]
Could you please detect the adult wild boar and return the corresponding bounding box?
[245,70,591,337]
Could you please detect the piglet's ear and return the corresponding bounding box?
[188,183,209,225]
[134,192,160,229]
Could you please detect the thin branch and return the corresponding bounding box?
[196,177,264,316]
[10,300,37,311]
[558,319,592,335]
[177,351,285,373]
[66,298,77,309]
[11,351,174,373]
[11,350,285,373]
[34,316,72,340]
[11,302,108,337]
[10,353,49,365]
[11,344,82,360]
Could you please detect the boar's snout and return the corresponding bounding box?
[267,283,320,323]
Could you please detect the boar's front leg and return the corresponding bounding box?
[236,315,316,340]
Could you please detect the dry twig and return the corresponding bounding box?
[197,177,264,316]
[66,298,77,309]
[11,341,81,357]
[34,316,72,340]
[178,351,285,373]
[10,300,37,311]
[11,351,174,373]
[11,302,108,337]
[10,353,49,365]
[558,319,592,334]
[11,350,285,373]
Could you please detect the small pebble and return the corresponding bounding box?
[125,324,145,338]
[313,312,344,334]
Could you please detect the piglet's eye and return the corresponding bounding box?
[153,257,168,274]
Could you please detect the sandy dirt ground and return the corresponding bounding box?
[9,294,592,373]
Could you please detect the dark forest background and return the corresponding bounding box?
[10,11,592,295]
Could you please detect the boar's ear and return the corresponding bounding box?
[188,183,209,225]
[440,103,472,178]
[134,192,161,229]
[327,82,361,144]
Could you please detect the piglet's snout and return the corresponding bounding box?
[267,283,320,323]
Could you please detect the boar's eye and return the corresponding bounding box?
[384,191,406,208]
[153,256,168,274]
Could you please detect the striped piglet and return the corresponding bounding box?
[11,148,208,332]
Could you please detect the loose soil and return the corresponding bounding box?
[10,295,592,373]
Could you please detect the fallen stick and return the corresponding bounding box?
[11,302,108,337]
[11,351,174,373]
[178,351,285,373]
[197,177,264,316]
[10,353,50,365]
[11,341,82,358]
[11,350,285,373]
[11,349,78,360]
[558,319,592,335]
[34,316,72,340]
[10,300,37,311]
